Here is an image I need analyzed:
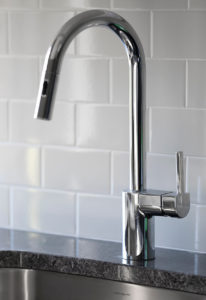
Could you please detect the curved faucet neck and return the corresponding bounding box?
[34,9,146,193]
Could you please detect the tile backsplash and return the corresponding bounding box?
[0,0,206,253]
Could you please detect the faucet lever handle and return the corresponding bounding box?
[176,151,185,195]
[161,151,190,218]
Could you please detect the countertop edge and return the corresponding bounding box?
[0,250,205,296]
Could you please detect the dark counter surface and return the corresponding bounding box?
[0,228,205,295]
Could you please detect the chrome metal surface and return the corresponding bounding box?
[0,268,204,300]
[34,10,190,261]
[34,9,146,193]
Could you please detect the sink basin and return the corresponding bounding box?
[0,268,204,300]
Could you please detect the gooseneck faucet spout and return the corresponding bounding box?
[34,10,190,261]
[34,9,146,193]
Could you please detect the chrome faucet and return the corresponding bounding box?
[34,10,190,261]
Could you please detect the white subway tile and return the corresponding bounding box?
[147,60,185,107]
[150,108,206,156]
[43,149,110,193]
[78,194,121,241]
[0,0,38,8]
[190,0,206,9]
[0,145,40,186]
[0,187,9,228]
[112,59,129,105]
[76,105,129,151]
[11,188,76,235]
[0,101,8,141]
[10,101,74,145]
[55,58,109,102]
[0,58,38,99]
[188,61,206,108]
[154,12,206,58]
[196,205,206,252]
[10,12,74,55]
[76,11,150,58]
[113,0,188,9]
[147,154,176,191]
[0,13,7,54]
[112,152,129,195]
[188,157,206,205]
[155,204,196,251]
[41,0,110,8]
[157,204,206,253]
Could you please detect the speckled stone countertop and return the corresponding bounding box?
[0,228,205,295]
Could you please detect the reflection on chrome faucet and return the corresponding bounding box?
[34,10,190,261]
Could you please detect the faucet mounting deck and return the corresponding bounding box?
[34,10,190,261]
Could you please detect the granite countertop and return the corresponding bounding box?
[0,228,205,295]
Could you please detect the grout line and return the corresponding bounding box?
[0,98,128,105]
[148,107,152,153]
[185,60,189,107]
[107,8,190,12]
[148,152,206,159]
[6,11,9,54]
[110,0,113,9]
[40,147,44,188]
[194,205,199,252]
[184,155,189,191]
[147,58,206,62]
[187,155,206,160]
[9,187,13,229]
[7,100,11,142]
[148,152,181,158]
[110,152,113,195]
[0,141,42,148]
[150,11,154,59]
[185,155,189,193]
[10,184,76,195]
[148,106,206,111]
[0,54,42,59]
[40,147,43,187]
[2,7,206,12]
[188,0,190,9]
[74,192,120,199]
[3,54,199,60]
[8,187,11,229]
[8,184,120,200]
[7,11,11,54]
[0,141,116,152]
[73,104,77,146]
[45,102,128,108]
[38,56,42,74]
[109,58,113,104]
[75,193,79,237]
[110,0,114,9]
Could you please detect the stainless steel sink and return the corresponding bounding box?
[0,268,204,300]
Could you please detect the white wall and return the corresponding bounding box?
[0,0,205,253]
